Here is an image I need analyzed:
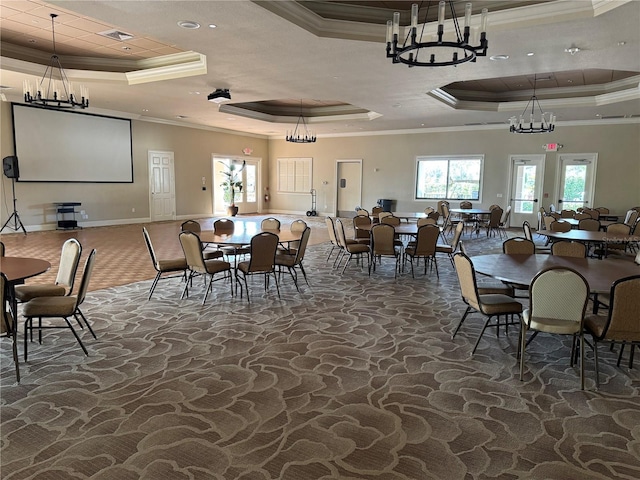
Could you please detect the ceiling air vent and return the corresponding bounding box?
[98,29,134,41]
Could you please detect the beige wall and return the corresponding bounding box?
[0,102,268,229]
[2,98,638,230]
[268,123,640,216]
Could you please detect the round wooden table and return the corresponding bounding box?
[200,229,302,246]
[470,253,639,294]
[1,256,51,382]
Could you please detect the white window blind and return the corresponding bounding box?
[277,157,312,193]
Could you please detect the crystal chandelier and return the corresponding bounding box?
[23,14,89,109]
[386,1,488,67]
[509,75,555,134]
[286,102,316,143]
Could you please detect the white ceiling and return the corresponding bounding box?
[1,0,639,138]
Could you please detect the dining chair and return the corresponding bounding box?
[283,218,308,253]
[604,222,631,256]
[356,208,369,217]
[213,218,251,264]
[503,237,536,255]
[560,209,575,218]
[417,217,437,226]
[551,241,586,258]
[142,227,187,300]
[334,218,370,274]
[325,216,341,263]
[427,210,440,222]
[578,218,600,231]
[584,275,640,389]
[595,207,610,214]
[353,215,372,245]
[523,221,550,254]
[371,206,383,223]
[14,238,82,302]
[573,213,591,221]
[519,266,590,389]
[404,224,439,278]
[436,221,464,267]
[275,226,311,291]
[584,208,600,220]
[624,209,639,227]
[181,220,224,260]
[179,231,232,305]
[235,232,280,303]
[378,211,393,222]
[22,249,98,361]
[542,215,555,231]
[483,207,503,238]
[369,223,401,277]
[424,206,435,215]
[498,205,512,237]
[451,252,523,354]
[261,217,281,230]
[1,272,20,381]
[549,220,571,233]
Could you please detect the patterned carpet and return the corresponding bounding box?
[1,228,639,479]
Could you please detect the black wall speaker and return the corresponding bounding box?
[2,156,19,179]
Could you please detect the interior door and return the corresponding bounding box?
[556,154,598,212]
[508,155,545,228]
[336,160,362,217]
[148,150,176,221]
[238,159,259,214]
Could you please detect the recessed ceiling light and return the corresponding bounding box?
[527,52,535,56]
[189,91,201,95]
[490,54,509,61]
[142,109,149,112]
[178,20,200,29]
[176,115,188,119]
[564,46,581,55]
[122,46,131,51]
[567,79,573,83]
[28,39,37,43]
[421,123,425,127]
[208,24,217,29]
[618,41,626,46]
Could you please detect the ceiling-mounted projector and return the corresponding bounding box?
[208,88,231,103]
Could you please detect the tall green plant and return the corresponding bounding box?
[219,160,245,206]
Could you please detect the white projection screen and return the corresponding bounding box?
[11,103,133,183]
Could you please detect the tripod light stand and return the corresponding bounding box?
[2,160,27,235]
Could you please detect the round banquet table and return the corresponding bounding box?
[199,229,302,246]
[470,254,639,294]
[1,256,51,382]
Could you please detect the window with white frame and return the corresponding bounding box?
[415,155,483,201]
[277,157,312,193]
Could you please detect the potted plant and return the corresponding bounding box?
[219,160,245,216]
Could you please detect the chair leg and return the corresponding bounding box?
[64,317,88,356]
[579,333,585,390]
[452,307,472,339]
[298,264,310,287]
[148,271,162,300]
[519,323,528,381]
[75,309,96,339]
[472,315,494,354]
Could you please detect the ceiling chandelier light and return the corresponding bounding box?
[286,101,316,143]
[23,14,89,109]
[386,1,488,67]
[509,74,556,134]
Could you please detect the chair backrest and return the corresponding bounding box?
[353,215,371,239]
[412,224,439,256]
[381,215,400,226]
[214,218,235,234]
[560,209,575,218]
[378,211,393,222]
[500,205,512,226]
[584,208,600,220]
[0,273,11,334]
[427,210,440,221]
[599,275,640,341]
[522,221,533,242]
[460,201,472,209]
[503,237,535,254]
[578,218,600,231]
[56,238,83,293]
[453,252,480,310]
[548,211,561,220]
[356,208,369,217]
[292,227,311,264]
[371,206,383,217]
[543,215,555,231]
[551,241,586,258]
[573,213,590,221]
[595,207,610,214]
[624,209,639,226]
[261,217,281,230]
[417,217,437,226]
[487,207,503,228]
[635,250,640,265]
[528,267,589,323]
[371,224,396,256]
[0,241,4,257]
[424,207,435,215]
[247,232,279,273]
[334,218,349,249]
[142,227,160,270]
[75,249,97,308]
[550,220,571,232]
[290,219,308,233]
[488,204,500,211]
[325,217,338,246]
[181,220,202,233]
[450,221,465,251]
[179,231,207,273]
[606,222,631,236]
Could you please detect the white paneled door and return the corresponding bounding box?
[555,154,598,212]
[148,151,176,222]
[508,155,545,229]
[336,160,362,217]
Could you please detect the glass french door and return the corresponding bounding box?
[556,154,597,212]
[509,155,545,228]
[213,155,260,215]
